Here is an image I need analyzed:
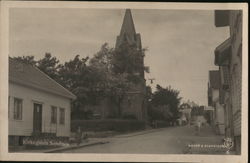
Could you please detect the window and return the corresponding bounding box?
[59,108,65,125]
[208,96,212,106]
[51,106,57,124]
[14,98,22,120]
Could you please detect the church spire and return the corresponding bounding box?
[120,9,136,36]
[116,9,141,49]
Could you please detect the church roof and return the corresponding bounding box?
[120,9,136,37]
[9,57,76,99]
[116,9,141,48]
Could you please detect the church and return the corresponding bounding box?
[115,9,147,120]
[89,9,147,121]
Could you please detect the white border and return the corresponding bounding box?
[0,1,248,162]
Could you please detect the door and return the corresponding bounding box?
[33,103,42,133]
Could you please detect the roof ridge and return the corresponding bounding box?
[9,58,76,99]
[33,65,76,99]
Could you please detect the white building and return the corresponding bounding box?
[208,70,225,135]
[214,10,242,154]
[8,58,76,146]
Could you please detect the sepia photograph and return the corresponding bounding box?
[0,1,248,163]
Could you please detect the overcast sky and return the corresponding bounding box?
[9,8,229,105]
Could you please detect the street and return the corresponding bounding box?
[63,125,224,154]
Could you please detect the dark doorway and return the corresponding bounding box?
[33,103,42,133]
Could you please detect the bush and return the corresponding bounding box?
[121,114,137,120]
[155,120,170,128]
[151,120,170,128]
[106,114,118,119]
[71,119,145,133]
[71,109,93,120]
[147,107,165,121]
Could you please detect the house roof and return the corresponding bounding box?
[214,37,231,66]
[209,70,221,89]
[214,10,230,27]
[9,58,76,99]
[215,37,231,54]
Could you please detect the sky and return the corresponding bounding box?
[9,8,229,106]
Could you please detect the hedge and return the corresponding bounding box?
[155,120,171,128]
[71,119,146,132]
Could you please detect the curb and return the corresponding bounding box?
[44,141,109,153]
[114,128,165,138]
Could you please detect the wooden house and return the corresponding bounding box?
[8,58,76,146]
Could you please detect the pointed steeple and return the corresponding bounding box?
[120,9,136,37]
[116,9,141,49]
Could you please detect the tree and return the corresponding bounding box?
[12,55,37,66]
[106,73,131,117]
[88,42,149,118]
[107,43,148,117]
[37,53,61,82]
[89,43,132,117]
[151,84,182,121]
[59,54,107,119]
[111,42,148,84]
[12,42,150,120]
[13,53,61,82]
[89,43,113,71]
[58,55,90,108]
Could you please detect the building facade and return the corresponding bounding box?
[9,58,76,146]
[208,70,225,135]
[179,103,192,125]
[214,10,242,154]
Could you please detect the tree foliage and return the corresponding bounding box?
[112,43,145,74]
[12,42,150,119]
[12,55,37,66]
[149,84,182,121]
[59,55,93,109]
[37,53,61,81]
[89,43,134,117]
[112,42,147,84]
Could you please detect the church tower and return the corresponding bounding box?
[115,9,147,121]
[115,9,142,50]
[116,9,145,78]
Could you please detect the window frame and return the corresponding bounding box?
[13,97,23,120]
[59,108,65,125]
[51,106,57,124]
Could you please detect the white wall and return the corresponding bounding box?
[212,89,219,102]
[215,102,225,124]
[212,88,225,134]
[9,82,71,137]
